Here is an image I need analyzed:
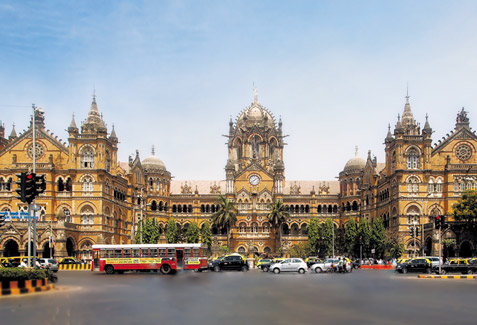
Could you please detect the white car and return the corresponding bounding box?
[311,257,352,273]
[270,258,307,274]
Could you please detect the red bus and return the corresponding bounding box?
[91,243,208,275]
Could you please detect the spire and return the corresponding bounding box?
[401,91,414,126]
[385,123,393,142]
[355,145,359,156]
[9,123,17,140]
[151,145,155,156]
[423,114,432,135]
[82,93,107,134]
[253,83,258,104]
[109,123,118,143]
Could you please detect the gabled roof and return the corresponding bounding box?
[432,124,477,154]
[0,126,68,156]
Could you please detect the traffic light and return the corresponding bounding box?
[24,172,36,204]
[435,215,441,229]
[35,174,46,196]
[441,215,446,228]
[15,172,27,202]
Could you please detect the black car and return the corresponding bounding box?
[210,255,248,272]
[352,259,361,269]
[396,258,432,274]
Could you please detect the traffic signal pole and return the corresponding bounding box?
[32,104,37,267]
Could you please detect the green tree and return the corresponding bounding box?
[212,195,238,248]
[135,217,160,244]
[166,217,178,243]
[201,220,212,250]
[321,218,334,257]
[371,217,386,259]
[344,218,358,256]
[453,190,477,224]
[358,218,372,257]
[384,230,404,259]
[307,218,320,254]
[186,222,200,243]
[267,199,290,254]
[289,242,312,259]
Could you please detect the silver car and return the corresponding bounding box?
[269,258,307,274]
[38,258,59,272]
[311,258,352,273]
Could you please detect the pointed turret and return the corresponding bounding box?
[401,94,415,126]
[423,114,432,135]
[229,116,234,135]
[9,123,17,140]
[109,124,118,144]
[68,113,79,135]
[385,124,393,143]
[394,114,403,134]
[81,94,107,135]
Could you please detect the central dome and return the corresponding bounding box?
[236,102,275,128]
[142,155,166,172]
[343,148,365,173]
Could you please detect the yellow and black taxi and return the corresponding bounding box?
[436,258,477,275]
[256,259,273,272]
[209,253,248,272]
[58,257,82,265]
[395,257,432,274]
[305,257,321,268]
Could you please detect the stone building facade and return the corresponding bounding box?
[0,91,476,260]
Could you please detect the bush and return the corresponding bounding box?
[0,267,48,282]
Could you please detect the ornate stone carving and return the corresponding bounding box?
[290,182,301,195]
[181,182,192,194]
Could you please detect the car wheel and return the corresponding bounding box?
[426,268,432,274]
[105,265,114,275]
[273,268,280,274]
[467,269,474,275]
[298,268,305,274]
[402,268,408,274]
[440,269,447,275]
[315,267,322,274]
[262,266,269,272]
[214,265,221,272]
[161,264,172,275]
[241,265,248,272]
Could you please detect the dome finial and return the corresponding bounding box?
[152,145,155,156]
[355,145,359,156]
[253,83,258,104]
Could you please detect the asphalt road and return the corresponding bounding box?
[1,269,476,325]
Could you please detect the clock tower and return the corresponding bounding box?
[224,88,286,200]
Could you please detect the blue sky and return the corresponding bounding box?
[1,1,476,181]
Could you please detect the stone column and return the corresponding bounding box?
[55,209,68,259]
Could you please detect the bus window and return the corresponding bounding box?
[132,249,140,258]
[100,249,106,258]
[150,248,158,258]
[123,249,131,257]
[106,250,114,258]
[167,248,175,257]
[141,249,149,258]
[115,249,122,258]
[185,248,191,257]
[193,248,199,257]
[159,249,166,257]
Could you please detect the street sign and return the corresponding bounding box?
[0,211,36,220]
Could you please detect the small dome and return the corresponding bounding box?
[236,102,275,128]
[343,147,365,173]
[142,155,166,172]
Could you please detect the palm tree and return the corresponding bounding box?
[267,199,289,254]
[211,195,238,248]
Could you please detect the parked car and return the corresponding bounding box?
[434,258,477,275]
[269,258,307,274]
[256,259,273,272]
[38,258,59,272]
[58,257,82,265]
[420,256,442,268]
[210,254,248,272]
[395,258,432,274]
[311,257,352,273]
[305,257,321,268]
[352,259,361,269]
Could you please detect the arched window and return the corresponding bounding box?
[239,222,246,233]
[263,222,270,233]
[63,208,71,223]
[407,176,420,195]
[80,205,94,225]
[65,177,72,192]
[0,177,5,191]
[251,222,258,233]
[406,205,420,224]
[57,178,64,192]
[105,150,111,172]
[82,176,93,192]
[406,148,420,170]
[81,148,94,168]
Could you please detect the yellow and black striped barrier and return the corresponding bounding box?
[58,263,91,271]
[1,279,54,296]
[418,275,477,279]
